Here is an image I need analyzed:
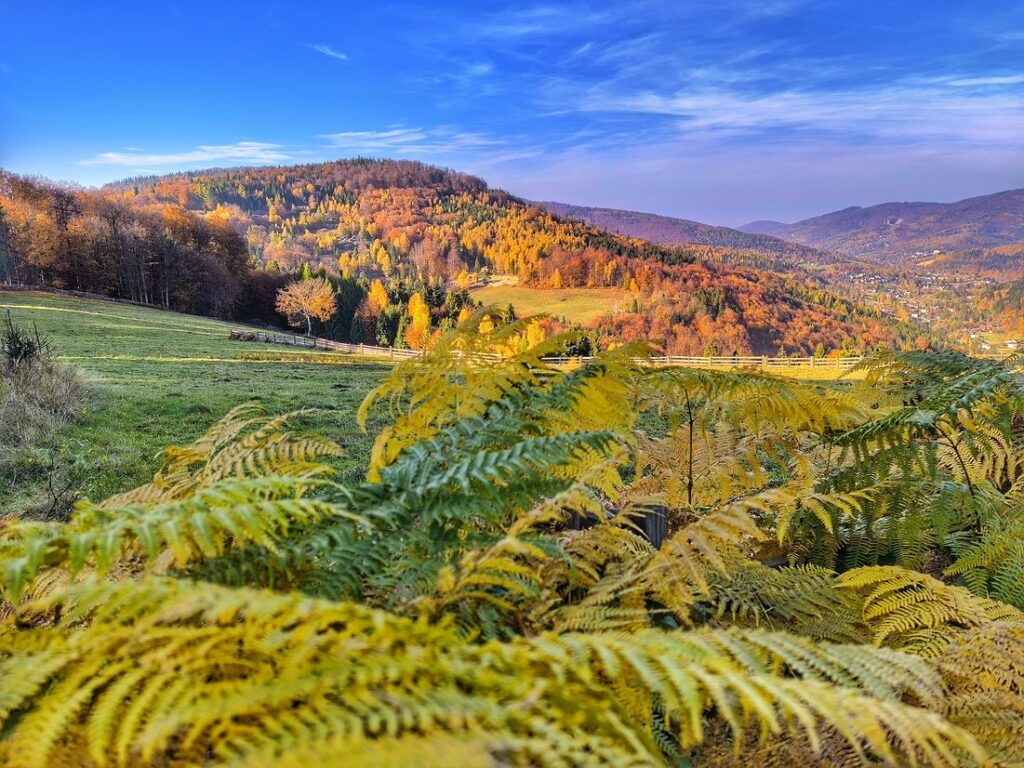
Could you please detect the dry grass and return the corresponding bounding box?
[470,282,627,324]
[0,359,86,451]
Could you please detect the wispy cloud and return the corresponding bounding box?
[573,79,1024,147]
[308,43,348,62]
[467,3,620,40]
[317,125,542,170]
[944,74,1024,86]
[78,141,291,167]
[319,126,503,154]
[464,62,494,78]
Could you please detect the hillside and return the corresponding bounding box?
[0,289,385,513]
[741,188,1024,263]
[2,160,913,356]
[539,201,837,264]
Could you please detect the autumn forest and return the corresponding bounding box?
[1,160,919,357]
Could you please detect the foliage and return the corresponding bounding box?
[0,161,911,355]
[0,312,85,512]
[275,277,337,335]
[2,326,1024,765]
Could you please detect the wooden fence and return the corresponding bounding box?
[230,331,865,370]
[229,331,423,360]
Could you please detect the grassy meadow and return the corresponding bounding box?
[470,280,627,324]
[0,291,389,513]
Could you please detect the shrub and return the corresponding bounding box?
[1,310,51,367]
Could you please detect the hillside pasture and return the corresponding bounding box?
[0,291,388,514]
[470,281,626,324]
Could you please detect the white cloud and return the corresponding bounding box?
[464,62,494,77]
[78,141,291,167]
[309,43,348,62]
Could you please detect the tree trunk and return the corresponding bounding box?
[305,313,312,336]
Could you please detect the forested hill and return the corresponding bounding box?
[1,160,916,355]
[538,201,839,264]
[740,188,1024,264]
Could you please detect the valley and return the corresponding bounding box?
[4,1,1024,764]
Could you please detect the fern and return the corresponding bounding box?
[946,513,1024,608]
[838,565,1024,655]
[0,578,989,768]
[935,621,1024,762]
[3,334,1024,765]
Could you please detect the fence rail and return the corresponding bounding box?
[231,331,865,370]
[229,331,423,359]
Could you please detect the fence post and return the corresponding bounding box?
[762,355,768,368]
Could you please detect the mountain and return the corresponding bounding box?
[740,220,790,237]
[538,201,836,264]
[0,159,914,356]
[740,189,1024,263]
[104,159,912,354]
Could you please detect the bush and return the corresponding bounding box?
[1,310,51,366]
[0,360,84,451]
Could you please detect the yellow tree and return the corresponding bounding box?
[405,292,432,349]
[275,277,336,335]
[368,279,390,312]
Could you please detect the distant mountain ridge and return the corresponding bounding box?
[539,201,834,261]
[740,189,1024,263]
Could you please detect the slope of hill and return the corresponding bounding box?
[2,160,915,356]
[0,289,385,513]
[539,201,835,263]
[741,189,1024,263]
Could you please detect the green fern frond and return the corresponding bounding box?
[0,476,360,602]
[104,403,341,506]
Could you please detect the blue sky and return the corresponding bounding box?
[1,0,1022,225]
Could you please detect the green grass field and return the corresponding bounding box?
[0,291,389,513]
[470,282,626,324]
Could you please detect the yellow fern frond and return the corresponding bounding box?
[838,565,1024,655]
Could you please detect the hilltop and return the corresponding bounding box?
[741,188,1024,264]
